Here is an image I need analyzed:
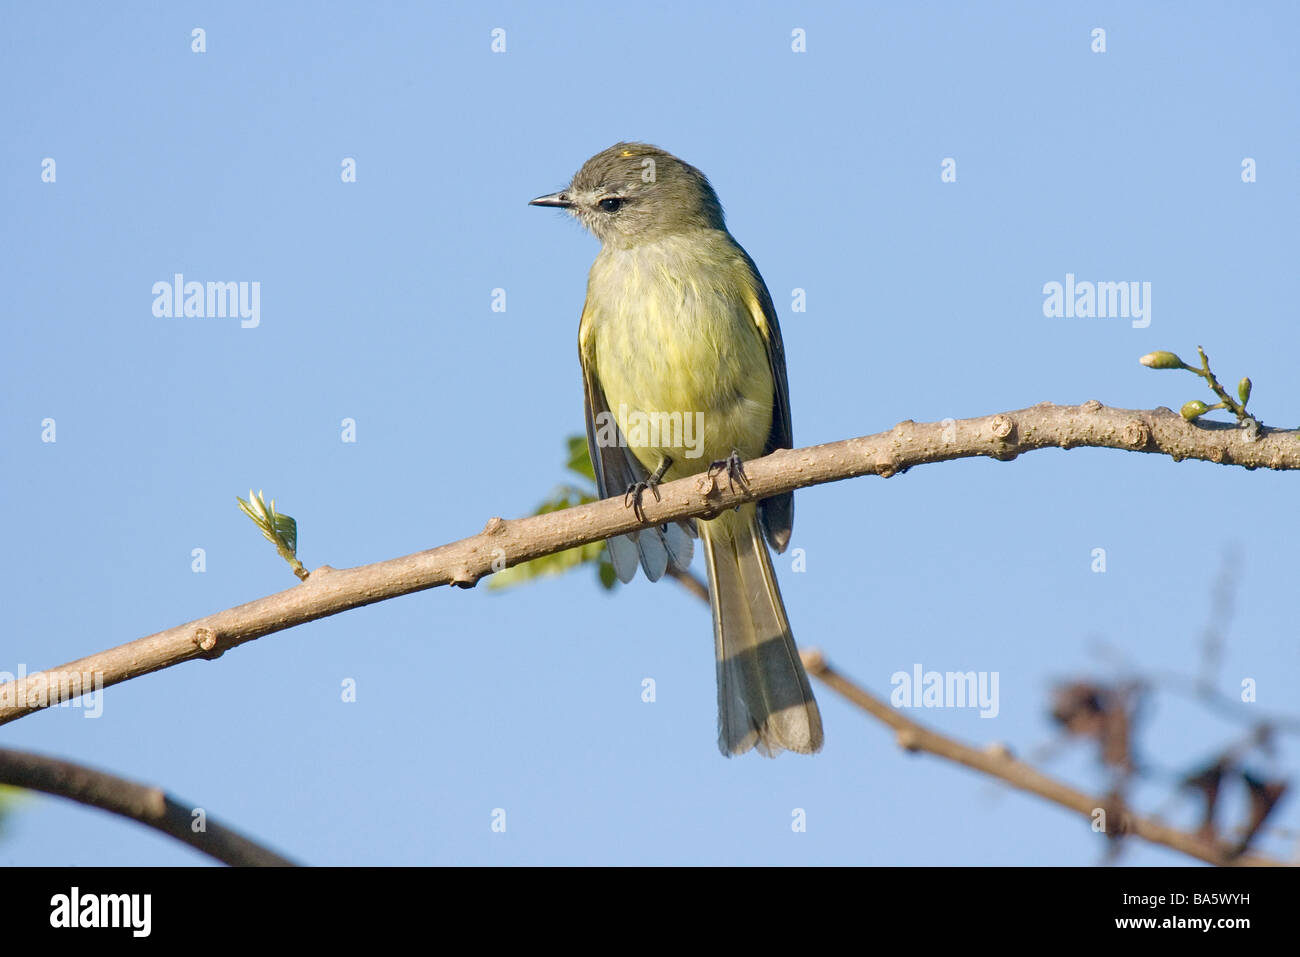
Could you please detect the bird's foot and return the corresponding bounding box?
[624,456,673,523]
[707,450,750,495]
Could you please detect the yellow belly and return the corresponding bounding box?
[583,233,774,481]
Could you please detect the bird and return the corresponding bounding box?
[530,142,823,757]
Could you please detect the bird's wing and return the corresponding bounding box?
[738,248,794,554]
[579,300,695,582]
[578,301,645,503]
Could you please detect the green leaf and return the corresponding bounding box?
[597,556,618,590]
[530,485,595,515]
[487,434,612,592]
[487,483,607,590]
[237,490,298,555]
[565,434,597,483]
[272,513,297,554]
[0,785,29,839]
[488,539,607,590]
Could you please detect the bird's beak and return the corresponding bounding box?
[529,191,573,208]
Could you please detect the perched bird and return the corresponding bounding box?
[531,143,822,757]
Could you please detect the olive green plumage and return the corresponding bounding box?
[531,143,822,757]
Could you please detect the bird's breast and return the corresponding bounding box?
[583,234,774,476]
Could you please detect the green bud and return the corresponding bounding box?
[1140,351,1185,370]
[1237,377,1252,406]
[1181,400,1209,421]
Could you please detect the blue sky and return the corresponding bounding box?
[2,1,1296,865]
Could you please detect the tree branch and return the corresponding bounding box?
[0,747,296,866]
[2,401,1295,727]
[799,652,1284,867]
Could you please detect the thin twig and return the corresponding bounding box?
[666,567,709,603]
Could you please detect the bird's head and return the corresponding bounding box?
[530,142,726,247]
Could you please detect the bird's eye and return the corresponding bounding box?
[599,197,625,213]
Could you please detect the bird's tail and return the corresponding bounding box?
[700,504,823,757]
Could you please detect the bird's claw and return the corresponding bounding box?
[624,456,673,523]
[624,479,662,523]
[707,450,750,495]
